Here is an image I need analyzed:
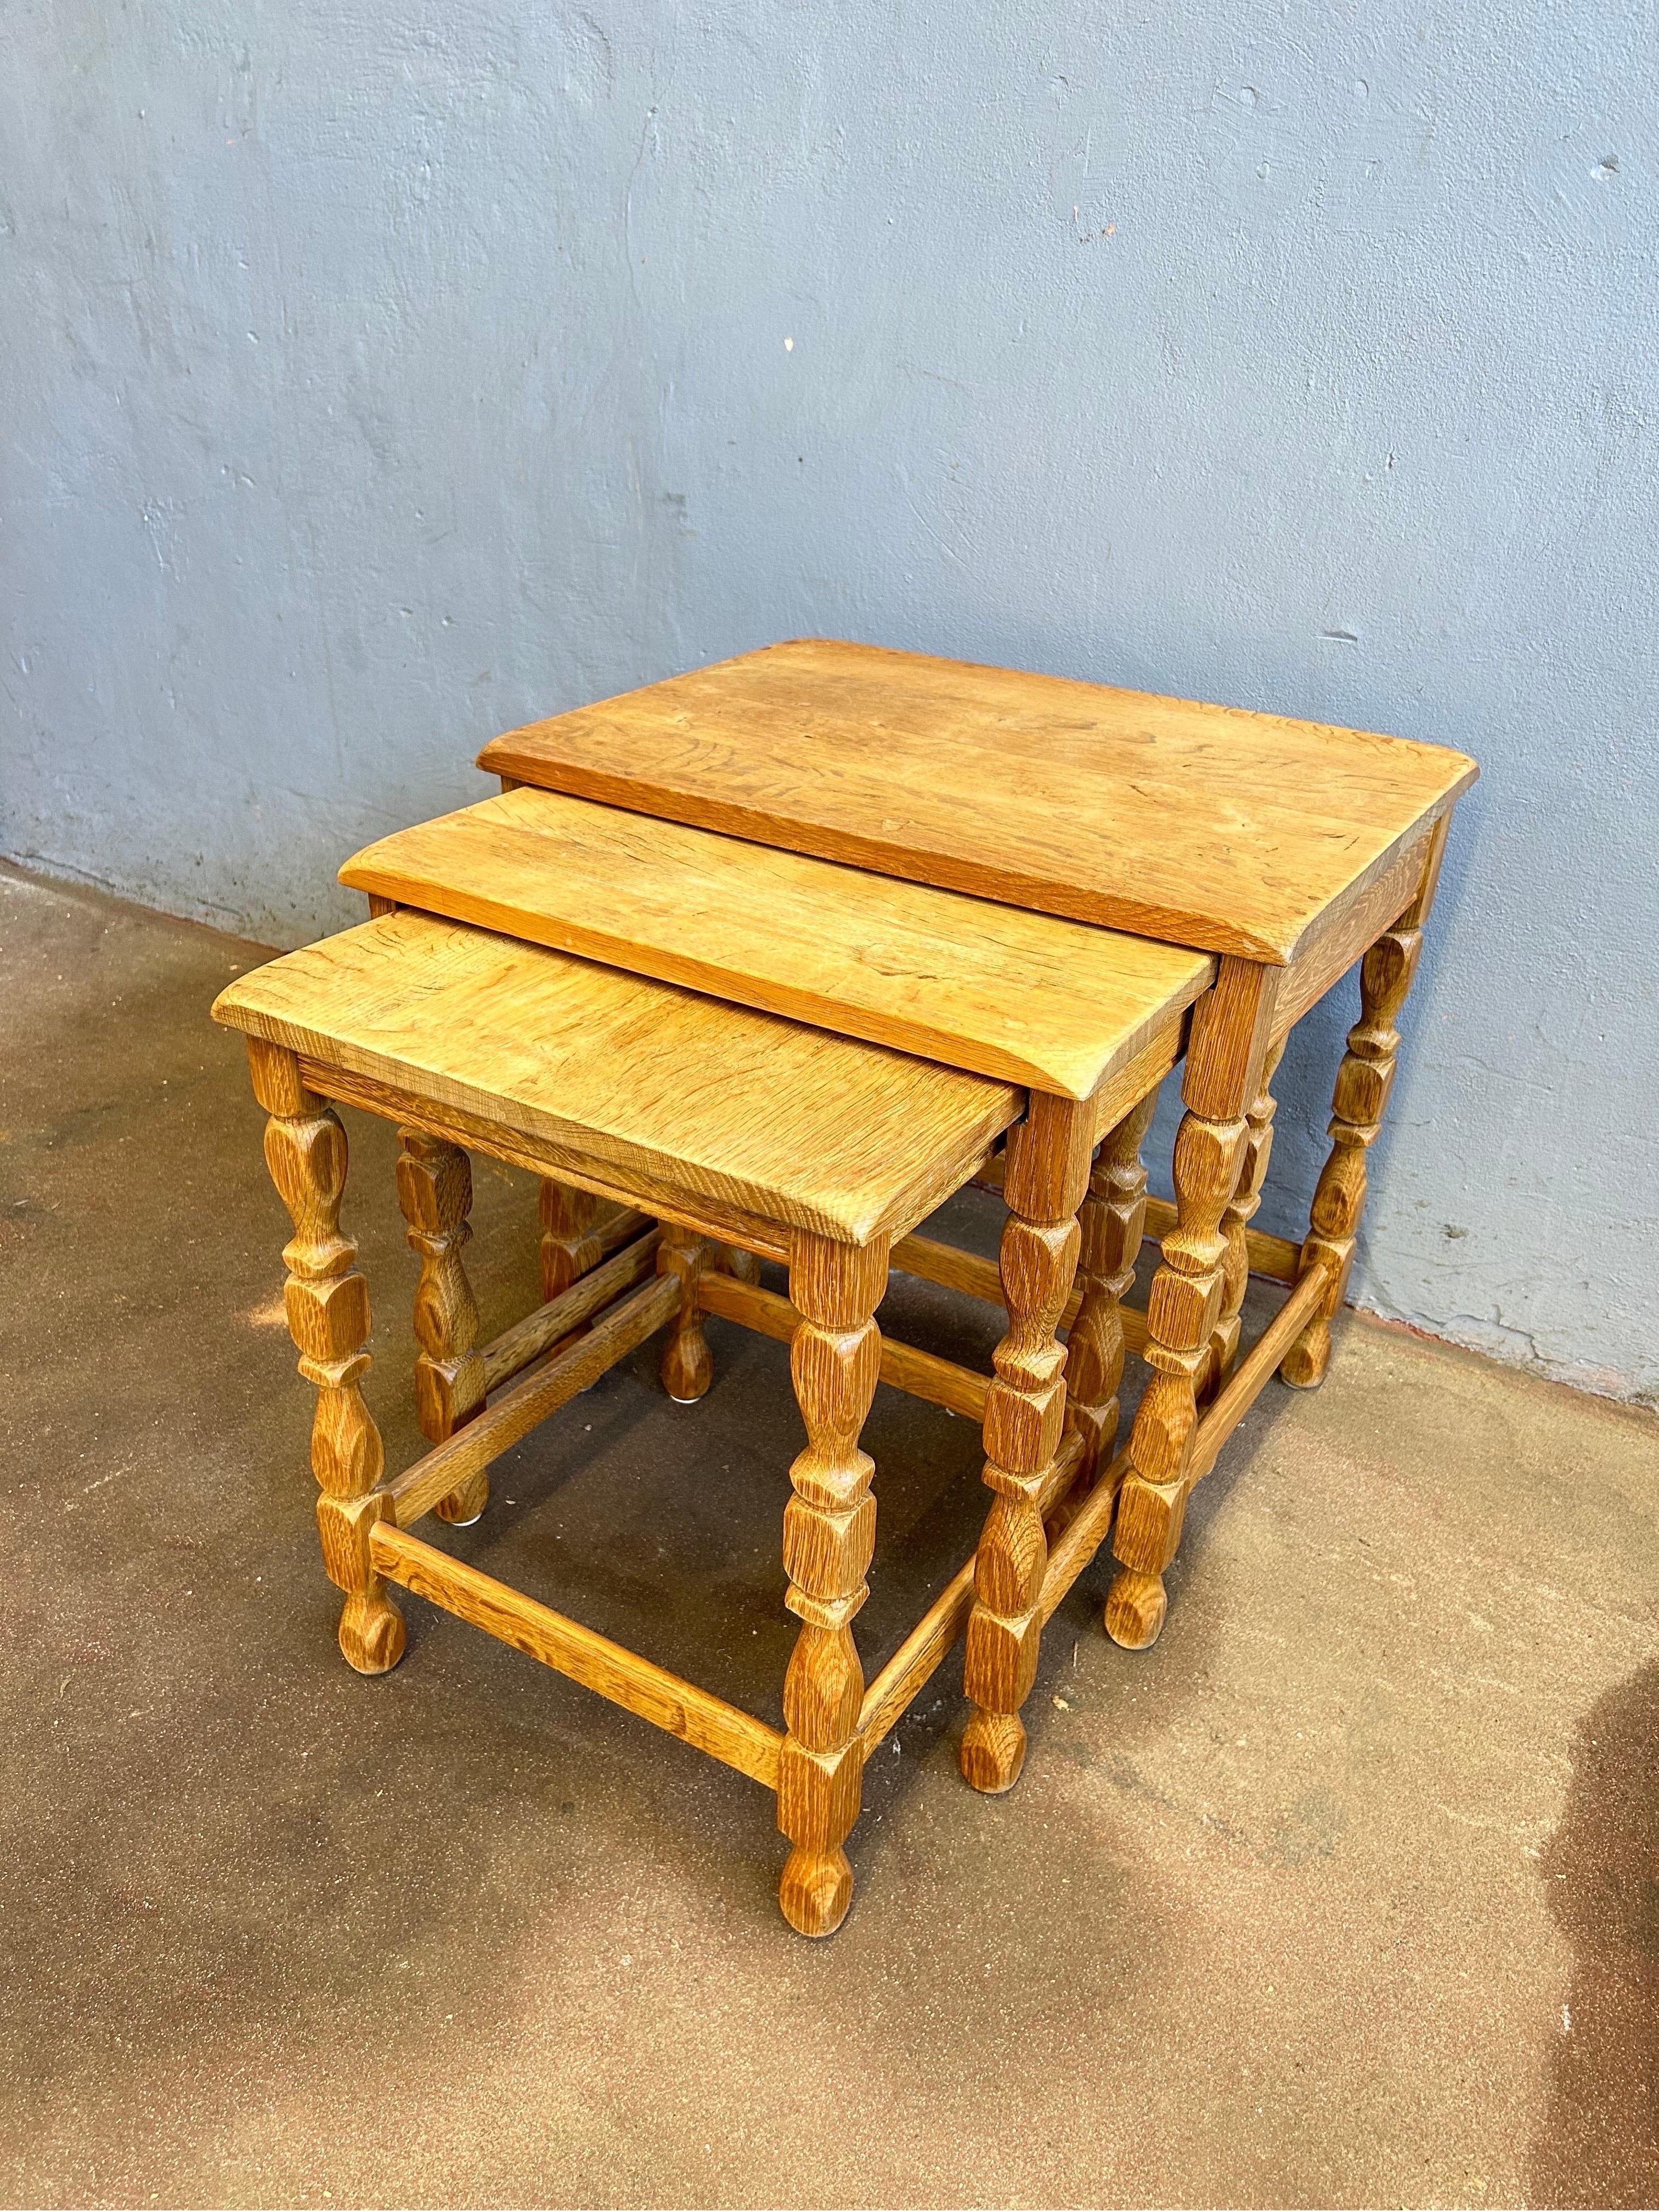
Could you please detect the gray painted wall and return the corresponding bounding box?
[4,4,1656,1401]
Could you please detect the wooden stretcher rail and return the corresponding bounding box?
[891,1231,1151,1351]
[1143,1197,1300,1285]
[697,1270,988,1421]
[972,1157,1300,1286]
[855,1428,1087,1756]
[369,1521,783,1789]
[1036,1262,1331,1626]
[857,1558,976,1756]
[481,1226,661,1391]
[388,1272,681,1528]
[1186,1260,1329,1486]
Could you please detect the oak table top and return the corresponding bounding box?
[212,909,1020,1244]
[478,638,1478,965]
[340,785,1215,1102]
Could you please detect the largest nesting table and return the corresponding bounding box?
[473,638,1478,1652]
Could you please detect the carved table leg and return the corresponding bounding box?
[1065,1087,1160,1486]
[1280,932,1426,1390]
[248,1038,404,1675]
[1204,1038,1285,1398]
[1107,960,1279,1650]
[658,1224,715,1403]
[396,1130,488,1523]
[776,1232,887,1936]
[960,1093,1094,1793]
[539,1179,606,1299]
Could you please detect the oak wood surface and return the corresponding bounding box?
[212,913,1020,1246]
[479,1227,662,1393]
[387,1273,680,1529]
[369,1522,783,1788]
[479,638,1477,964]
[697,1264,989,1421]
[341,787,1214,1101]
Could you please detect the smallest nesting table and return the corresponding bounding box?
[213,901,1200,1932]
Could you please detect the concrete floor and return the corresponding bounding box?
[3,859,1657,2210]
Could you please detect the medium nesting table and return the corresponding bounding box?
[215,879,1208,1931]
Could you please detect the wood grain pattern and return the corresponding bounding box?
[395,1130,489,1524]
[538,1179,605,1300]
[696,1266,989,1421]
[657,1223,715,1403]
[246,1038,404,1675]
[212,913,1021,1247]
[370,1523,783,1788]
[1104,962,1280,1651]
[1270,825,1435,1041]
[479,1228,661,1393]
[479,638,1477,964]
[1206,1039,1285,1394]
[1279,922,1424,1390]
[387,1274,680,1529]
[960,1093,1094,1794]
[776,1235,887,1937]
[301,1057,796,1263]
[1064,1088,1160,1485]
[341,787,1214,1101]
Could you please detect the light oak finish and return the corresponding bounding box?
[342,785,1215,1102]
[1206,1039,1285,1394]
[697,1265,990,1422]
[1036,1261,1331,1635]
[301,1056,799,1263]
[1280,817,1447,1390]
[213,911,1021,1247]
[387,1274,681,1530]
[960,1092,1096,1793]
[246,1038,403,1675]
[1105,960,1281,1649]
[1143,1196,1299,1286]
[855,1427,1086,1760]
[479,637,1477,964]
[481,1227,662,1393]
[1064,1087,1160,1484]
[776,1234,888,1937]
[222,913,1107,1938]
[395,1130,489,1524]
[657,1224,715,1403]
[539,1180,607,1300]
[370,1522,784,1788]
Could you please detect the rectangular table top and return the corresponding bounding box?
[340,787,1214,1101]
[478,639,1478,965]
[212,912,1020,1246]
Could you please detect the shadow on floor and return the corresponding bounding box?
[1529,1660,1659,2207]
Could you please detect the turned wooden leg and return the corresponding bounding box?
[539,1178,605,1300]
[1280,930,1425,1389]
[776,1232,887,1937]
[1204,1038,1285,1397]
[1107,960,1279,1650]
[1064,1087,1160,1485]
[960,1093,1095,1794]
[396,1130,488,1523]
[247,1038,404,1676]
[657,1224,715,1402]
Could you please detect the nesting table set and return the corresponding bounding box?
[214,640,1476,1935]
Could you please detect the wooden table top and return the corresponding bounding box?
[212,912,1020,1244]
[479,639,1478,965]
[340,787,1214,1101]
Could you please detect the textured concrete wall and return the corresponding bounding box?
[4,3,1655,1401]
